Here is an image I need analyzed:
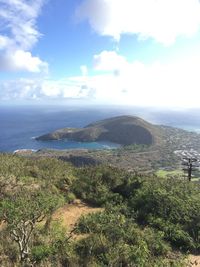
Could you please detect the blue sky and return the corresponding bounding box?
[1,0,200,108]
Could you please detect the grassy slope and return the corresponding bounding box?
[0,154,199,266]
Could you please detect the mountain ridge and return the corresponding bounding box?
[36,115,164,146]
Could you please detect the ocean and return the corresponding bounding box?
[1,105,200,152]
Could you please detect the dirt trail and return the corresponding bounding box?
[187,255,200,267]
[53,202,200,266]
[53,200,102,231]
[3,199,198,266]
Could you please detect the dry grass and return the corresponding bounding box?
[53,199,103,231]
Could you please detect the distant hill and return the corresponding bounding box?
[36,115,164,146]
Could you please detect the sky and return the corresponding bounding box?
[1,0,200,108]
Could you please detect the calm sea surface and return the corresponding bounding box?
[1,105,200,152]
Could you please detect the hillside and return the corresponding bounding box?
[36,115,164,146]
[0,154,199,266]
[25,115,200,173]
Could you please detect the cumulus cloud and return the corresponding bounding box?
[93,50,127,72]
[76,0,200,45]
[0,77,96,101]
[41,78,96,99]
[90,50,200,107]
[0,78,42,100]
[1,49,200,108]
[0,0,48,72]
[0,50,48,72]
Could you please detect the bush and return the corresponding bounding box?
[31,245,53,262]
[75,210,183,266]
[72,165,126,205]
[129,177,200,252]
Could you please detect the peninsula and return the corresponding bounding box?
[36,115,164,146]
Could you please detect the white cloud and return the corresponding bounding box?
[93,50,127,72]
[76,0,200,45]
[0,0,48,72]
[0,77,95,100]
[89,51,200,107]
[0,78,42,100]
[0,0,43,49]
[0,50,48,73]
[40,79,94,99]
[1,50,200,108]
[80,65,88,76]
[0,36,12,50]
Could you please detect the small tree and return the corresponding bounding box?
[0,188,64,265]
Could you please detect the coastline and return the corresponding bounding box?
[13,149,38,155]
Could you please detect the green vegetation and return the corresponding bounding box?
[37,115,157,146]
[76,211,183,266]
[156,169,200,181]
[0,189,64,264]
[30,116,200,173]
[0,154,199,266]
[156,169,184,178]
[123,144,150,152]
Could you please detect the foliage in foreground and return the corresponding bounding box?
[0,154,199,266]
[0,188,64,263]
[74,166,200,253]
[75,209,185,267]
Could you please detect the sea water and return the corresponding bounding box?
[0,105,123,152]
[1,105,200,152]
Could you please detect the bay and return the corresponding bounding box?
[1,105,200,152]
